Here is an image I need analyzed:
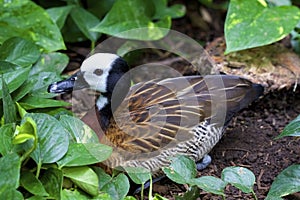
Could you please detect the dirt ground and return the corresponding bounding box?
[62,1,300,199]
[149,89,300,200]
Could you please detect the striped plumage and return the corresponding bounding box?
[48,53,264,173]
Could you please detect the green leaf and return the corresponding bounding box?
[0,123,15,156]
[30,52,69,76]
[29,72,63,98]
[13,117,37,144]
[0,61,21,73]
[276,115,300,139]
[0,67,31,99]
[267,164,300,198]
[86,0,115,19]
[224,0,300,53]
[70,6,101,42]
[47,6,73,29]
[12,80,36,101]
[101,173,130,200]
[19,96,70,110]
[23,113,69,164]
[16,102,27,118]
[0,37,40,67]
[2,77,17,124]
[152,0,186,19]
[57,143,112,168]
[174,186,199,200]
[162,155,197,184]
[92,166,112,190]
[125,166,151,184]
[221,166,255,193]
[61,189,91,200]
[91,0,171,40]
[63,166,99,197]
[189,176,226,196]
[0,0,65,52]
[0,188,23,200]
[59,115,99,143]
[0,153,21,189]
[40,168,63,200]
[20,171,49,196]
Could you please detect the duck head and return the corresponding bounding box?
[48,53,130,110]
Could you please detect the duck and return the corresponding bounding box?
[48,53,264,173]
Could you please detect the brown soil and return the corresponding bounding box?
[62,1,300,199]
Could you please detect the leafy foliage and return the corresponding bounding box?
[92,0,185,40]
[266,164,300,199]
[276,115,300,138]
[225,0,300,53]
[163,155,257,199]
[0,0,65,52]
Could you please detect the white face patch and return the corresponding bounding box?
[81,53,119,93]
[96,96,108,110]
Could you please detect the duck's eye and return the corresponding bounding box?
[93,69,103,76]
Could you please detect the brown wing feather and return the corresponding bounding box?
[105,75,260,155]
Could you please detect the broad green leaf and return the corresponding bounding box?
[0,188,23,200]
[91,0,171,40]
[225,0,300,53]
[61,189,91,200]
[16,102,27,118]
[267,0,291,6]
[63,166,99,197]
[59,115,99,143]
[47,6,73,29]
[92,166,112,190]
[13,133,35,144]
[221,166,255,193]
[0,68,30,98]
[0,67,30,99]
[29,72,63,98]
[40,168,63,200]
[189,176,226,196]
[20,171,49,196]
[0,61,21,73]
[0,0,65,52]
[174,186,199,200]
[12,80,36,101]
[13,117,37,144]
[101,173,130,200]
[87,0,115,19]
[152,0,186,19]
[70,6,101,42]
[38,108,73,118]
[23,113,69,164]
[125,166,151,184]
[291,23,300,54]
[27,195,48,200]
[2,77,17,124]
[0,123,15,156]
[30,52,69,76]
[0,37,40,67]
[57,143,112,168]
[0,153,21,189]
[162,155,197,184]
[61,16,88,42]
[19,96,70,110]
[276,115,300,139]
[267,164,300,198]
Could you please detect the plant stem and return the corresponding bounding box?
[140,183,144,200]
[148,175,153,200]
[91,41,95,53]
[252,190,258,200]
[36,159,42,178]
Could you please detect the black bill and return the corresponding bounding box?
[48,71,89,94]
